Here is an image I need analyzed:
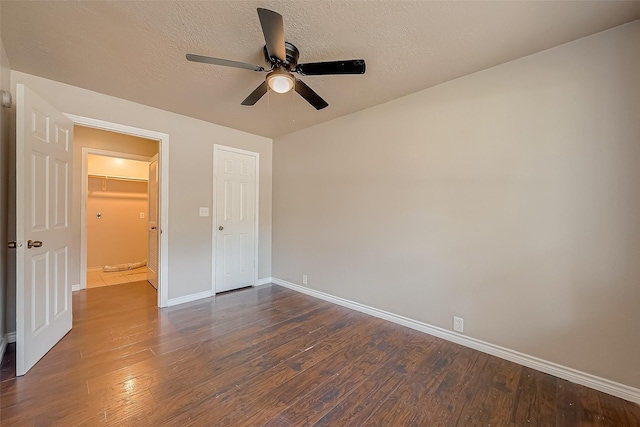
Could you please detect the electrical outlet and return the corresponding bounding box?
[453,316,464,333]
[302,275,308,285]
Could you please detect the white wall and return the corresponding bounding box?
[0,29,11,346]
[272,22,640,389]
[9,71,273,304]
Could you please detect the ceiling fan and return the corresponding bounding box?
[186,8,366,110]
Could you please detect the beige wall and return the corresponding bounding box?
[0,29,10,341]
[87,178,148,268]
[9,71,273,304]
[76,125,158,157]
[272,21,640,389]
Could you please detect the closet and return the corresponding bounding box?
[86,155,150,287]
[74,125,159,290]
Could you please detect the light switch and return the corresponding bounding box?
[199,207,210,217]
[139,212,145,219]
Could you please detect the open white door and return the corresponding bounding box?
[15,84,73,376]
[214,145,258,293]
[147,154,158,289]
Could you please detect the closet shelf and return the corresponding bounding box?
[88,174,148,183]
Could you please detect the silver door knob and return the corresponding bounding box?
[27,240,43,249]
[219,226,224,230]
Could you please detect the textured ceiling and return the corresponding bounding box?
[2,1,640,138]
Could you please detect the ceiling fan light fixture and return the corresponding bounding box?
[267,70,295,93]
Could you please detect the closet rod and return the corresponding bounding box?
[88,174,148,183]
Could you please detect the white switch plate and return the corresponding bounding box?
[199,207,209,217]
[139,212,145,219]
[453,316,464,333]
[302,274,308,285]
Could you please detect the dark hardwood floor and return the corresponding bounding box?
[1,282,638,426]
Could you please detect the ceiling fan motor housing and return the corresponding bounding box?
[264,41,300,70]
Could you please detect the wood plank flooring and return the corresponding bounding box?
[1,282,638,426]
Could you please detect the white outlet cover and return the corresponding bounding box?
[199,207,209,217]
[453,316,464,333]
[302,275,308,285]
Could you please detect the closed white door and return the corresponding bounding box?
[147,154,158,289]
[214,146,258,293]
[15,84,73,376]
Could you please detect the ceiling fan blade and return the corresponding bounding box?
[295,79,328,110]
[241,81,269,106]
[186,54,265,72]
[295,59,366,76]
[257,8,286,62]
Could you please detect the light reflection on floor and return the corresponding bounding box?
[86,266,148,288]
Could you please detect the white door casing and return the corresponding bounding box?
[16,84,73,376]
[70,115,169,308]
[213,145,259,293]
[147,154,159,289]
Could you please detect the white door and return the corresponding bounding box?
[15,84,73,376]
[147,154,158,289]
[214,146,258,293]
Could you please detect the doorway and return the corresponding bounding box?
[11,86,170,376]
[84,151,153,288]
[69,117,169,308]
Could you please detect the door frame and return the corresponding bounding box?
[67,114,170,308]
[80,148,153,290]
[212,144,260,294]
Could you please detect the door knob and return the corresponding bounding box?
[151,226,157,230]
[7,241,16,249]
[219,226,224,230]
[27,240,43,249]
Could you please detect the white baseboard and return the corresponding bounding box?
[166,280,273,307]
[254,277,273,287]
[0,335,6,363]
[271,278,640,404]
[166,290,213,307]
[1,332,17,363]
[72,284,81,292]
